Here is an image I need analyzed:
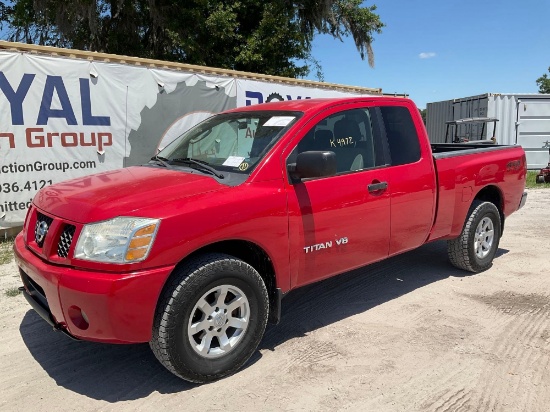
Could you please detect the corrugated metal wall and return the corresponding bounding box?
[426,94,490,143]
[452,96,490,141]
[515,96,550,168]
[427,93,550,169]
[426,100,453,143]
[486,94,517,146]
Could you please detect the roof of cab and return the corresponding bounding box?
[224,96,412,114]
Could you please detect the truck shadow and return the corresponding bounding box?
[261,241,508,351]
[19,240,509,402]
[19,312,191,397]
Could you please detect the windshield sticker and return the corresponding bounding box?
[263,116,295,127]
[223,156,246,167]
[238,162,249,171]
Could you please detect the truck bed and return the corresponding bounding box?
[431,143,516,159]
[429,143,526,242]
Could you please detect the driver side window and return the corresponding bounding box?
[288,108,385,175]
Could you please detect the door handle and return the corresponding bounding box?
[367,181,388,193]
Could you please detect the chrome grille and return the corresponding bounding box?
[34,212,53,248]
[57,225,76,258]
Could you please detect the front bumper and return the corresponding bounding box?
[14,233,174,343]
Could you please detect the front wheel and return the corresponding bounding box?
[150,253,269,383]
[447,201,501,273]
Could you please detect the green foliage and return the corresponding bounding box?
[0,0,384,78]
[419,108,426,124]
[526,171,550,189]
[5,287,21,297]
[536,67,550,94]
[0,237,14,265]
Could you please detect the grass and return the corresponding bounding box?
[526,171,550,189]
[4,287,21,297]
[0,237,15,265]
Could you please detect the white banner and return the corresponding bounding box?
[236,78,370,107]
[0,52,237,227]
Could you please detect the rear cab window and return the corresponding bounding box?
[378,106,421,166]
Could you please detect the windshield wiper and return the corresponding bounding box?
[170,158,225,179]
[150,155,170,168]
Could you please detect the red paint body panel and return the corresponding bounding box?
[428,147,526,241]
[385,100,437,256]
[386,161,436,255]
[33,167,225,224]
[287,169,391,287]
[13,97,527,344]
[142,181,291,290]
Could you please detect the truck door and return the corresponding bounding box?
[284,104,391,288]
[378,105,437,256]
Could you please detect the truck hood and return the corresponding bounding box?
[33,166,227,223]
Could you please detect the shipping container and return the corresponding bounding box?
[426,93,550,169]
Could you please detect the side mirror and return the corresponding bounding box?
[288,151,337,180]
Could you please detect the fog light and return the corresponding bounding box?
[68,306,90,330]
[81,310,89,325]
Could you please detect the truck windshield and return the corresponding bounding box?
[156,110,301,174]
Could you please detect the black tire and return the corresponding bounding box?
[536,175,545,184]
[447,201,501,273]
[150,253,269,383]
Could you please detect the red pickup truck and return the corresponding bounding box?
[14,97,527,383]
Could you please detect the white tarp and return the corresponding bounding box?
[0,51,368,228]
[236,78,363,107]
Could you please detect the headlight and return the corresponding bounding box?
[74,217,160,263]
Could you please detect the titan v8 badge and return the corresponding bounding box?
[304,237,348,253]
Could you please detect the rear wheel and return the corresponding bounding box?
[536,175,545,184]
[447,201,501,272]
[150,253,269,383]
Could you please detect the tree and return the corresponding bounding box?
[419,108,427,124]
[536,67,550,94]
[0,0,384,79]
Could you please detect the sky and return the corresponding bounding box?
[0,0,546,110]
[307,0,550,108]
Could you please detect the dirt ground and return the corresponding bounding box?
[1,189,549,412]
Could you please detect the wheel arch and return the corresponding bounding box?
[473,184,505,234]
[158,239,280,324]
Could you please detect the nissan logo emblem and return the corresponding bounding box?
[35,221,49,243]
